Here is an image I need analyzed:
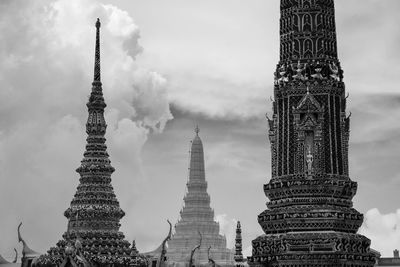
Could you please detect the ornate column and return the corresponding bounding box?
[249,1,376,266]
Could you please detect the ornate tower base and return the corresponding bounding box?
[251,232,374,267]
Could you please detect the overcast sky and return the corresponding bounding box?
[0,0,399,260]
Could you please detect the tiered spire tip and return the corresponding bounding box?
[93,18,101,83]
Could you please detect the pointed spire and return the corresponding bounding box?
[36,17,137,267]
[189,125,205,183]
[93,18,101,83]
[234,221,243,264]
[86,18,107,135]
[167,128,231,264]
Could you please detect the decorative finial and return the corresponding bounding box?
[13,248,17,263]
[195,125,200,136]
[17,222,23,244]
[96,18,101,29]
[93,18,101,83]
[17,222,39,258]
[306,86,310,94]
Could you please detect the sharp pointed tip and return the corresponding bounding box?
[195,125,200,136]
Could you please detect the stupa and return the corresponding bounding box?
[36,19,145,267]
[166,127,233,266]
[234,222,244,267]
[248,0,376,266]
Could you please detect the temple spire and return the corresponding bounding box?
[167,129,233,265]
[36,18,142,266]
[195,125,200,136]
[189,126,205,183]
[249,0,375,266]
[234,221,243,266]
[93,18,101,83]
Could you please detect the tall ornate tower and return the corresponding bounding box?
[167,127,233,266]
[234,221,244,266]
[37,19,144,267]
[249,1,376,266]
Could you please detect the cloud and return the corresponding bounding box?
[336,1,400,95]
[0,0,171,257]
[359,209,400,257]
[349,94,400,144]
[243,246,252,258]
[215,214,237,249]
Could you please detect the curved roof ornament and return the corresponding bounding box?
[18,223,40,259]
[208,246,216,267]
[189,231,202,267]
[12,249,17,263]
[158,219,172,267]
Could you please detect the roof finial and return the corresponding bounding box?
[306,86,310,94]
[17,222,39,258]
[93,18,101,83]
[13,248,18,263]
[195,125,200,136]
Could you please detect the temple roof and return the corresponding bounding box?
[294,87,323,113]
[0,254,10,264]
[0,254,18,267]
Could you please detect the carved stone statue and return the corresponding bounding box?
[329,61,340,81]
[277,63,289,83]
[311,61,324,80]
[292,61,307,81]
[306,146,314,174]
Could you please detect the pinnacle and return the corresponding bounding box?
[36,18,140,267]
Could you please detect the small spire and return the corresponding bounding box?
[195,125,200,136]
[306,86,310,94]
[93,18,101,83]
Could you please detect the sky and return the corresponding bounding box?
[0,0,399,260]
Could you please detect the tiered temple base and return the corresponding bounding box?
[248,176,376,267]
[250,233,374,267]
